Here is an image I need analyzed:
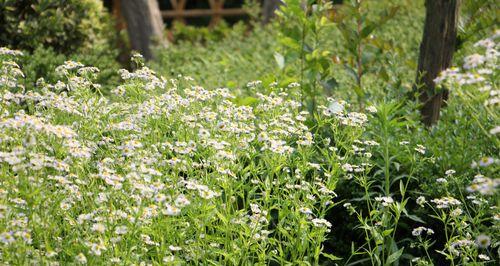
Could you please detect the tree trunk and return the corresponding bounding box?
[416,0,460,126]
[262,0,282,24]
[121,0,166,60]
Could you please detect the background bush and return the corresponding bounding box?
[0,0,110,53]
[0,0,120,89]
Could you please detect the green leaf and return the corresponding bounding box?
[353,85,365,98]
[379,67,390,82]
[382,229,394,236]
[337,23,358,50]
[360,22,377,39]
[226,81,236,88]
[237,96,259,106]
[215,211,228,225]
[386,248,404,265]
[380,6,400,26]
[401,207,426,223]
[278,36,300,50]
[322,252,342,261]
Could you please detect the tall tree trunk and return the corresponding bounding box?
[416,0,460,126]
[121,0,166,60]
[262,0,282,24]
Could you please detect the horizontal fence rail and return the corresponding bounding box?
[161,8,247,18]
[162,0,249,26]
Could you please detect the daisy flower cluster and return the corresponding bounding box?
[434,31,500,136]
[0,48,369,264]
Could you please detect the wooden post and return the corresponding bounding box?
[121,0,166,60]
[416,0,460,126]
[170,0,187,24]
[208,0,225,27]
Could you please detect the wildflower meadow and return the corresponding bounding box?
[0,0,498,265]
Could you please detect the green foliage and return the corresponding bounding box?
[151,25,278,90]
[274,0,423,112]
[331,0,400,107]
[335,33,500,265]
[0,0,112,54]
[0,0,120,90]
[0,0,498,264]
[275,0,337,113]
[170,21,247,44]
[153,0,424,105]
[20,45,119,91]
[457,0,499,49]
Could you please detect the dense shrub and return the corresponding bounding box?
[0,0,110,54]
[20,44,119,91]
[0,0,120,89]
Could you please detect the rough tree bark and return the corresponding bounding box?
[262,0,282,24]
[121,0,166,60]
[416,0,460,126]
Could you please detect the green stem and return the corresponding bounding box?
[300,19,306,109]
[382,120,390,196]
[356,1,364,109]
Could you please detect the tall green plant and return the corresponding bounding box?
[342,102,429,265]
[332,0,399,108]
[276,0,337,114]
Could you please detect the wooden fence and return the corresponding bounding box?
[111,0,249,28]
[162,0,248,26]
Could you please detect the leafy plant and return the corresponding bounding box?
[0,0,120,90]
[0,0,113,54]
[276,0,337,114]
[331,0,399,108]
